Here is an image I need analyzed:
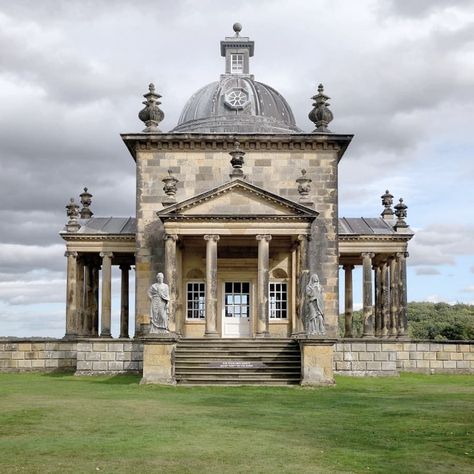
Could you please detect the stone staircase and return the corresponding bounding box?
[175,338,301,385]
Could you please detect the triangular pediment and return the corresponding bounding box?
[158,179,318,220]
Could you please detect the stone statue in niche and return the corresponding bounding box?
[148,273,170,334]
[304,273,326,336]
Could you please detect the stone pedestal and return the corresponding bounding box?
[297,337,335,386]
[140,336,179,385]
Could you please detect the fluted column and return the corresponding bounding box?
[374,264,382,337]
[100,252,113,337]
[397,252,408,337]
[381,261,389,337]
[362,252,375,337]
[65,251,78,338]
[204,234,219,337]
[389,256,398,337]
[164,234,178,333]
[343,265,354,338]
[256,234,272,337]
[120,264,130,338]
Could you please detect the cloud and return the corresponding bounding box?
[382,0,473,18]
[462,286,474,293]
[415,267,441,276]
[0,244,65,273]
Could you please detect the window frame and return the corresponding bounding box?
[230,53,244,73]
[185,281,206,320]
[269,281,288,320]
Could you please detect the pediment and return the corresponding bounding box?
[158,179,318,220]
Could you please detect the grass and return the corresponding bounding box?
[0,373,473,473]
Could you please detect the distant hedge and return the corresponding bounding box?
[338,302,474,340]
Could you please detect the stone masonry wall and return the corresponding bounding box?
[76,340,143,375]
[335,340,474,376]
[0,339,77,372]
[134,142,340,336]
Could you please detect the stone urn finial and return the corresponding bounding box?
[229,141,246,179]
[65,198,80,232]
[79,187,93,219]
[162,169,179,206]
[394,198,408,229]
[138,83,165,133]
[308,83,334,133]
[381,189,394,220]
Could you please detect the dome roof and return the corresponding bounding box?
[172,25,301,134]
[173,76,301,134]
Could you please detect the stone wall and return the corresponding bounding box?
[335,340,474,376]
[0,338,77,372]
[1,338,473,377]
[76,339,143,375]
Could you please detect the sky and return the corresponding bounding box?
[0,0,473,337]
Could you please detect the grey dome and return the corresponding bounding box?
[173,75,301,134]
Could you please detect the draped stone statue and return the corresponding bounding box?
[304,273,326,336]
[148,273,170,334]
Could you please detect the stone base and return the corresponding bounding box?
[140,336,178,385]
[297,337,336,386]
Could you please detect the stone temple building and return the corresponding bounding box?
[59,24,414,384]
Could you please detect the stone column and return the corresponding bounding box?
[374,264,382,337]
[397,252,408,337]
[362,252,375,338]
[100,252,113,338]
[256,234,272,337]
[65,251,78,338]
[297,234,310,331]
[389,256,398,337]
[83,261,93,336]
[91,265,99,336]
[120,264,130,338]
[164,234,179,333]
[76,256,85,336]
[290,244,298,335]
[381,261,389,337]
[204,234,219,337]
[343,265,354,338]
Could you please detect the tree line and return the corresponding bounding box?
[338,302,474,340]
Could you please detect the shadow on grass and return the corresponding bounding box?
[40,372,141,385]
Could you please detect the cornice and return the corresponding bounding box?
[60,234,135,242]
[120,132,353,162]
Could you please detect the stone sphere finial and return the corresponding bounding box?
[309,83,334,133]
[233,22,242,36]
[138,83,164,133]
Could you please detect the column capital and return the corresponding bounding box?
[395,252,405,259]
[100,251,113,259]
[163,233,179,242]
[343,264,355,271]
[64,250,78,258]
[204,234,220,242]
[361,252,375,259]
[256,234,272,242]
[297,234,312,242]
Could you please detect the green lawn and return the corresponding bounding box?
[0,373,473,473]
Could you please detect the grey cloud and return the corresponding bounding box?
[415,267,441,276]
[382,0,474,18]
[471,266,474,274]
[462,286,474,293]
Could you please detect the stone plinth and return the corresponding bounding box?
[140,336,178,385]
[297,337,336,386]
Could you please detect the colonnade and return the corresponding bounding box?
[64,251,133,339]
[162,232,309,337]
[342,252,408,338]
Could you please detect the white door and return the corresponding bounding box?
[222,281,251,337]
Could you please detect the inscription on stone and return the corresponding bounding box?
[208,360,267,369]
